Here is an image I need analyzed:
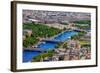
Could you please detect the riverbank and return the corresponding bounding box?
[23,30,78,62]
[23,23,62,48]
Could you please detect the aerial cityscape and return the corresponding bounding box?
[23,10,91,62]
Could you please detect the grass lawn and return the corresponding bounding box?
[79,40,90,45]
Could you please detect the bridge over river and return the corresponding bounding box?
[24,47,49,52]
[42,39,63,43]
[23,30,78,62]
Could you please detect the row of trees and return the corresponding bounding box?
[73,20,91,24]
[23,23,62,47]
[74,20,91,30]
[32,50,54,62]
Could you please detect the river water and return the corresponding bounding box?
[23,31,77,62]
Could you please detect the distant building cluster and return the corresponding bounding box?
[23,10,91,62]
[23,10,91,24]
[41,40,91,62]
